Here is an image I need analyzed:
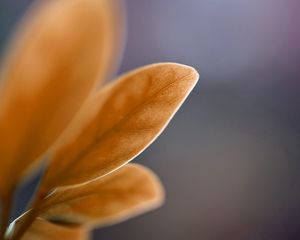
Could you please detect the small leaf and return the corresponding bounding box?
[8,217,89,240]
[0,0,123,195]
[38,63,199,194]
[38,164,164,227]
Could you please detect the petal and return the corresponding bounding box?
[0,0,123,194]
[38,63,199,194]
[38,164,164,227]
[8,217,89,240]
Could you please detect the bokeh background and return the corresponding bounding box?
[1,0,300,239]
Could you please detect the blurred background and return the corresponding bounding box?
[1,0,300,239]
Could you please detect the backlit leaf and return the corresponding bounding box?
[38,63,199,195]
[0,0,123,195]
[38,164,164,227]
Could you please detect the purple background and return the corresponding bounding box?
[0,0,300,239]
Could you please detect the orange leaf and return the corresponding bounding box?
[38,164,164,227]
[38,63,199,194]
[0,0,123,195]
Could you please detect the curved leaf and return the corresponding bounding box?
[38,63,199,195]
[0,0,123,195]
[38,164,164,227]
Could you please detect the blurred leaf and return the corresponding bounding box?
[38,63,199,194]
[0,0,123,195]
[38,164,164,227]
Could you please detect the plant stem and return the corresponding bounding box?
[9,208,37,240]
[10,192,44,240]
[9,181,50,240]
[0,191,13,240]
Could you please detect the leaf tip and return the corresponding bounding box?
[154,62,199,89]
[129,163,165,208]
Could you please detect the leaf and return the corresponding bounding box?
[0,0,123,195]
[38,63,199,195]
[38,164,164,227]
[7,217,89,240]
